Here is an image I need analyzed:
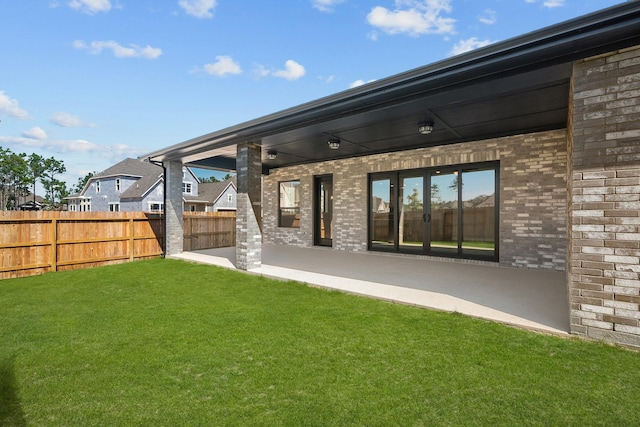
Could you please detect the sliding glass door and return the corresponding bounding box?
[461,168,496,257]
[399,174,426,252]
[369,162,498,261]
[429,170,459,256]
[370,176,395,250]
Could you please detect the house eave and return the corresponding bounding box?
[142,2,640,170]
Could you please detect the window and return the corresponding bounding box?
[115,178,121,192]
[80,199,91,212]
[95,180,100,193]
[182,182,192,194]
[227,194,233,203]
[109,203,120,212]
[149,202,164,212]
[279,180,301,228]
[368,162,498,261]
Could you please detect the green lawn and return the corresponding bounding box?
[1,259,639,426]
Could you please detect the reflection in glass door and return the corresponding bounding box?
[314,175,333,246]
[399,175,425,252]
[368,162,498,261]
[370,177,395,250]
[461,168,496,257]
[429,171,459,255]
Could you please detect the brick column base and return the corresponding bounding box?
[164,160,184,256]
[236,142,262,270]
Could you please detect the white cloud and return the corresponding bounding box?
[0,136,144,162]
[543,0,564,8]
[68,0,111,14]
[525,0,565,7]
[448,37,495,56]
[22,127,48,140]
[311,0,345,13]
[349,79,376,88]
[253,64,271,78]
[255,60,306,81]
[273,60,306,81]
[478,9,496,25]
[73,40,162,59]
[203,56,242,77]
[51,112,96,128]
[179,0,217,19]
[0,90,29,119]
[367,0,455,37]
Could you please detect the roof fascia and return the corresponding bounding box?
[138,178,163,199]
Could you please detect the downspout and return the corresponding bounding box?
[147,157,168,256]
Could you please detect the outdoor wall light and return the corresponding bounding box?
[418,122,434,135]
[328,138,341,150]
[266,150,277,160]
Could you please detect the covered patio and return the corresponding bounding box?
[172,245,569,335]
[146,2,640,348]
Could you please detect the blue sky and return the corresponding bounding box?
[0,0,624,189]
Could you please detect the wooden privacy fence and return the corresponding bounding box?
[0,211,164,280]
[373,207,495,243]
[183,211,236,251]
[0,211,237,280]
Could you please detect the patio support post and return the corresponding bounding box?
[568,46,640,349]
[236,141,262,271]
[164,160,184,256]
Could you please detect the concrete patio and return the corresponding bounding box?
[171,244,570,336]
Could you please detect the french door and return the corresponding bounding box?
[314,175,333,247]
[369,163,498,260]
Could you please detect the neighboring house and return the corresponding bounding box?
[67,158,231,213]
[184,177,236,212]
[144,3,640,348]
[17,195,45,211]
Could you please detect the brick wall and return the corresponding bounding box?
[264,129,568,271]
[236,142,262,270]
[569,46,640,348]
[164,160,184,256]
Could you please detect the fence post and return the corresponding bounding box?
[50,218,58,272]
[129,218,135,261]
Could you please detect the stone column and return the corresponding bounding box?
[164,160,184,256]
[236,142,262,270]
[569,46,640,348]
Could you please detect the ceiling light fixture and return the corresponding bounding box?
[328,138,341,150]
[418,122,434,135]
[266,150,277,160]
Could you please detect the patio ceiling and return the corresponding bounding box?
[145,2,640,173]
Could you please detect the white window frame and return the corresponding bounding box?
[109,202,120,212]
[227,194,233,202]
[182,182,193,195]
[95,180,100,193]
[80,199,91,212]
[148,202,164,212]
[115,178,121,192]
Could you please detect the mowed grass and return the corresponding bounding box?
[1,259,639,426]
